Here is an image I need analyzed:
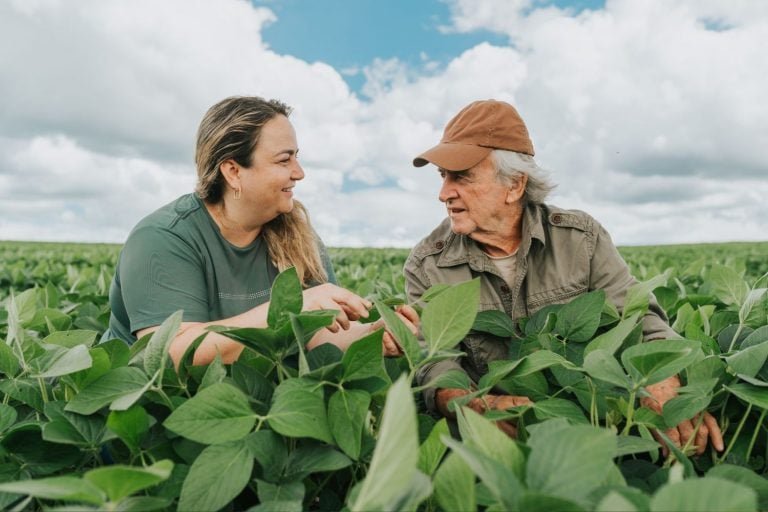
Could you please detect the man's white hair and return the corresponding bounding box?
[491,149,556,205]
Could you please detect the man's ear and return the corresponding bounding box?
[506,173,528,204]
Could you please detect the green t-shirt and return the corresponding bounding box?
[104,193,336,344]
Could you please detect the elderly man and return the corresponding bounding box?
[405,99,723,455]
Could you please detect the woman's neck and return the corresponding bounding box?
[206,200,263,247]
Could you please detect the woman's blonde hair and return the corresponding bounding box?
[195,96,328,285]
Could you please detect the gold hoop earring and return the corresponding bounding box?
[234,187,241,200]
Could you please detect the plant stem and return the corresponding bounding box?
[744,408,766,464]
[719,402,752,463]
[622,388,638,436]
[728,323,744,352]
[37,378,49,403]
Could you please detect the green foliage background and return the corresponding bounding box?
[0,240,767,511]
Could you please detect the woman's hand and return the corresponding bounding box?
[302,283,372,332]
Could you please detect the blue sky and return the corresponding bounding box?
[1,0,766,246]
[255,0,605,93]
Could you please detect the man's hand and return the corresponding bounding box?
[373,305,420,357]
[435,388,532,439]
[640,375,724,457]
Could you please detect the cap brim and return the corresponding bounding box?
[413,143,491,171]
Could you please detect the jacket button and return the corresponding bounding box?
[500,284,510,293]
[435,241,445,250]
[551,214,562,224]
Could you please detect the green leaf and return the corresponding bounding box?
[555,290,605,342]
[0,476,104,506]
[417,419,450,476]
[724,383,768,409]
[707,464,768,511]
[178,440,253,512]
[268,267,303,328]
[433,452,476,512]
[621,340,702,386]
[650,477,756,512]
[518,492,586,512]
[107,405,150,453]
[143,310,183,385]
[114,496,171,511]
[268,378,332,444]
[510,350,573,378]
[0,403,17,434]
[422,278,481,353]
[42,401,110,448]
[725,339,768,378]
[526,420,617,507]
[0,338,19,376]
[246,430,288,483]
[256,480,304,504]
[375,299,422,368]
[341,329,384,382]
[661,390,713,428]
[30,344,93,378]
[533,398,589,425]
[584,313,641,358]
[707,264,749,307]
[42,329,98,348]
[84,460,173,503]
[472,310,515,338]
[441,435,521,510]
[615,435,660,457]
[328,389,370,460]
[199,352,227,389]
[456,407,526,479]
[283,444,352,480]
[583,350,630,389]
[419,369,471,391]
[164,382,255,444]
[66,367,151,415]
[350,376,421,512]
[623,272,670,319]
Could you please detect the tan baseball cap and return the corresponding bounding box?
[413,99,535,171]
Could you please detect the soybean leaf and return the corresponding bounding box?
[350,376,420,512]
[30,344,93,378]
[164,382,255,444]
[441,436,521,510]
[256,480,304,504]
[341,329,384,382]
[178,440,252,512]
[107,405,151,453]
[143,310,183,384]
[268,267,303,328]
[584,313,641,358]
[533,398,589,425]
[422,278,481,353]
[419,369,471,392]
[556,290,605,342]
[726,339,768,379]
[478,359,524,390]
[707,464,768,511]
[0,476,104,506]
[42,329,98,348]
[375,299,421,368]
[84,460,173,503]
[650,477,756,512]
[0,339,19,376]
[615,436,660,457]
[510,350,574,378]
[456,407,526,478]
[433,452,476,512]
[621,340,702,386]
[246,430,288,483]
[114,496,170,511]
[283,444,352,480]
[419,283,452,303]
[623,272,670,320]
[42,401,111,448]
[417,419,450,476]
[0,403,17,433]
[518,493,586,512]
[199,352,226,390]
[724,383,768,409]
[328,389,370,461]
[583,350,630,389]
[707,264,749,307]
[66,367,151,415]
[268,378,332,444]
[526,420,617,507]
[472,310,515,338]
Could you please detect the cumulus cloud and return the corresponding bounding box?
[0,0,765,247]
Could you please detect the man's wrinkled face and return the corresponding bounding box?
[437,155,513,238]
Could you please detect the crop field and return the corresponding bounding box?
[1,240,767,510]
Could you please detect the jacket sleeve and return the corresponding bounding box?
[589,222,678,341]
[404,254,469,413]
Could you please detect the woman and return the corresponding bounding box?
[103,96,416,367]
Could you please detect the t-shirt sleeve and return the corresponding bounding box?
[317,239,337,285]
[118,225,211,334]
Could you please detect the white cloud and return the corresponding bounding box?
[0,0,765,248]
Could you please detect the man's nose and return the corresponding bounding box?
[438,178,456,203]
